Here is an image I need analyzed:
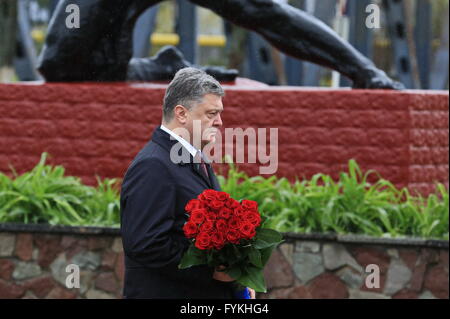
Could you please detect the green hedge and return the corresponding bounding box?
[0,152,448,240]
[0,153,120,227]
[218,159,448,240]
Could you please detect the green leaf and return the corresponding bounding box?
[248,248,263,268]
[254,228,283,249]
[237,266,267,293]
[178,245,206,269]
[259,246,276,266]
[207,251,215,265]
[225,265,242,281]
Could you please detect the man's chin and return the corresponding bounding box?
[202,136,216,147]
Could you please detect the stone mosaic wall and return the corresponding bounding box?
[260,238,448,299]
[0,227,448,299]
[0,231,124,299]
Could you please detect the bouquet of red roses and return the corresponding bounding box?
[178,189,283,293]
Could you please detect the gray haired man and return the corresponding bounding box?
[120,67,255,298]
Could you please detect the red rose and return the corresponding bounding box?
[210,200,224,210]
[200,221,215,233]
[185,201,195,212]
[219,207,232,219]
[190,208,207,225]
[241,200,258,211]
[211,231,225,250]
[225,198,240,209]
[185,199,205,212]
[205,211,217,222]
[227,216,241,229]
[182,221,198,238]
[233,206,245,217]
[195,232,212,250]
[239,222,256,239]
[226,229,241,244]
[200,189,217,202]
[243,211,261,227]
[216,219,228,233]
[216,191,230,201]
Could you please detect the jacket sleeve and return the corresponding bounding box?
[120,157,218,287]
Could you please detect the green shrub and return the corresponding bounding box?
[0,152,120,227]
[0,152,448,240]
[217,159,449,240]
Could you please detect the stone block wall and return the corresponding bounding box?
[0,227,124,299]
[260,235,449,299]
[0,225,447,299]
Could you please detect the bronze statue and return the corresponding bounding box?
[38,0,404,89]
[127,46,239,82]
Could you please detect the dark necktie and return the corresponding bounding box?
[200,156,209,179]
[195,151,209,179]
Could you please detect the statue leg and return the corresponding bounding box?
[190,0,404,89]
[38,0,165,81]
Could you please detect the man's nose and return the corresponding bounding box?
[214,114,223,127]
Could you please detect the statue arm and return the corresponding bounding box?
[190,0,403,88]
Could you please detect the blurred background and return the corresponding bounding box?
[0,0,448,89]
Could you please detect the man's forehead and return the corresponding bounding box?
[202,95,224,110]
[207,104,223,111]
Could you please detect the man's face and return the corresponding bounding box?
[185,93,224,149]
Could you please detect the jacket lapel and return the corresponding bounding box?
[151,126,216,189]
[191,160,214,189]
[206,164,221,191]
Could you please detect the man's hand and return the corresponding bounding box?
[248,287,256,299]
[352,66,405,90]
[212,266,256,299]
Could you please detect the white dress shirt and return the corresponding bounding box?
[160,124,207,162]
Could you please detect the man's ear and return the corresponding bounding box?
[173,105,188,124]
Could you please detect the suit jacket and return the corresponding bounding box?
[119,125,236,299]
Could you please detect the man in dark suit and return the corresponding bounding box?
[119,67,254,299]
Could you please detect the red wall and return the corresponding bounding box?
[0,82,448,196]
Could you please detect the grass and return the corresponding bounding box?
[0,152,448,240]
